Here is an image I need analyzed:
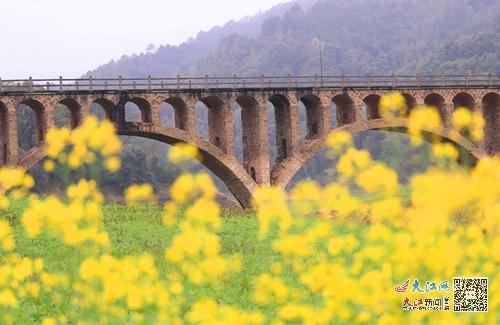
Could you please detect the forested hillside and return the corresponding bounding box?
[90,0,499,77]
[29,0,499,202]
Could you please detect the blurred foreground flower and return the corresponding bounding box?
[168,143,201,164]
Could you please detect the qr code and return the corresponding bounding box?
[453,277,488,312]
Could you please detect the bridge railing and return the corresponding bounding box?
[0,74,498,93]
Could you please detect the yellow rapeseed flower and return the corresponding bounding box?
[169,143,200,164]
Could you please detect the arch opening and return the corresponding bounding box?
[402,93,417,114]
[269,94,293,163]
[329,102,338,128]
[364,94,381,120]
[56,98,81,129]
[453,92,475,111]
[482,92,499,155]
[164,97,189,131]
[21,126,257,208]
[160,102,175,127]
[333,94,355,126]
[301,94,324,139]
[125,97,152,123]
[232,103,243,164]
[196,101,209,139]
[91,98,114,121]
[250,167,256,181]
[17,99,45,154]
[424,93,447,124]
[25,134,247,207]
[274,121,482,190]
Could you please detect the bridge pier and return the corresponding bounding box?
[3,103,19,165]
[482,93,500,155]
[270,94,300,164]
[238,95,270,185]
[207,100,234,155]
[302,94,329,139]
[0,102,7,165]
[78,97,91,127]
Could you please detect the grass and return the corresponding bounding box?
[2,199,373,323]
[2,201,297,319]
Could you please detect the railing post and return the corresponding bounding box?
[366,74,371,87]
[288,74,292,88]
[46,82,50,91]
[104,81,108,90]
[441,73,445,87]
[59,76,63,92]
[341,74,346,88]
[177,75,180,89]
[119,75,123,90]
[0,77,2,92]
[75,81,79,91]
[89,76,93,92]
[161,80,165,90]
[205,74,209,90]
[189,79,192,89]
[416,73,421,88]
[391,74,395,87]
[147,75,152,90]
[464,73,469,88]
[28,76,33,92]
[261,74,265,89]
[133,81,137,90]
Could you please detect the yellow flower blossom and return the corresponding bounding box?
[125,184,156,205]
[336,148,371,178]
[379,92,406,118]
[432,142,459,161]
[168,143,201,164]
[408,106,441,145]
[326,130,352,155]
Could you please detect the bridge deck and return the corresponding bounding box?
[0,74,498,94]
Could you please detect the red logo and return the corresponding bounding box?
[395,279,410,293]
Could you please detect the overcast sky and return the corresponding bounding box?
[0,0,287,79]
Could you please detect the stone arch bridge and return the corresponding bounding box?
[0,75,498,207]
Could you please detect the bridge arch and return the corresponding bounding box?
[271,118,486,189]
[300,94,324,139]
[125,97,152,123]
[364,94,381,120]
[402,93,417,114]
[269,94,293,163]
[56,98,81,128]
[164,96,189,131]
[18,99,46,146]
[18,124,258,208]
[424,93,447,124]
[453,92,475,110]
[92,98,115,121]
[332,94,355,126]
